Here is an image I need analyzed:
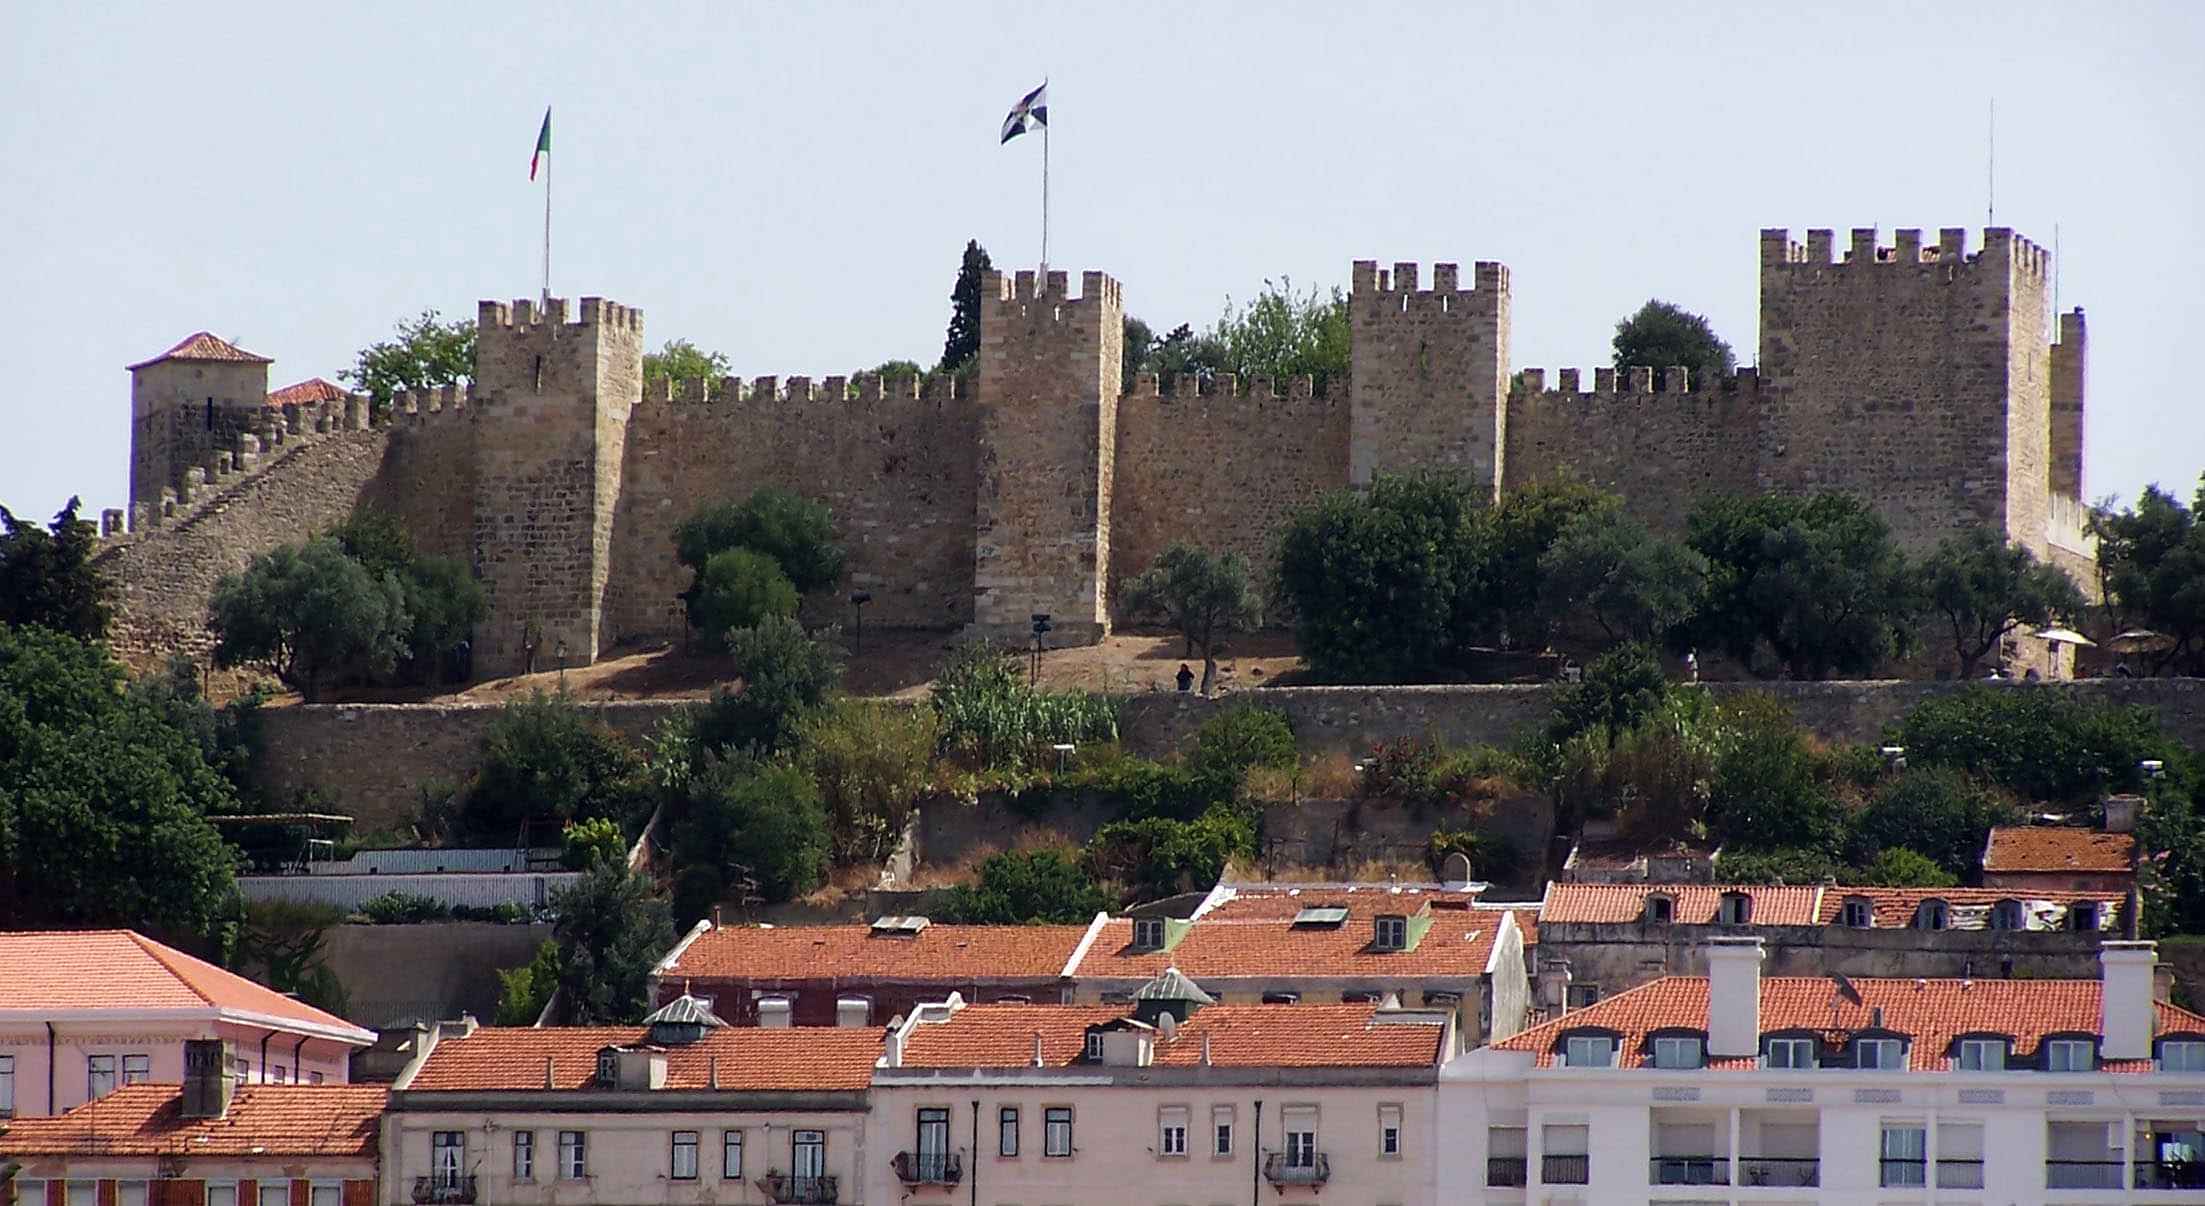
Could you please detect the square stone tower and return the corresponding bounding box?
[125,333,274,517]
[469,296,644,677]
[973,268,1124,644]
[1347,260,1511,495]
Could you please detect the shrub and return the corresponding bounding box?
[462,692,651,842]
[1847,766,2020,879]
[1187,707,1297,782]
[686,548,799,650]
[675,488,846,595]
[1548,643,1670,745]
[354,890,450,924]
[494,940,561,1025]
[695,616,844,757]
[940,849,1109,924]
[1859,847,1960,888]
[561,817,628,870]
[671,758,831,916]
[1712,847,1848,885]
[209,538,408,700]
[795,699,939,863]
[1086,804,1256,902]
[1705,694,1844,854]
[1273,473,1483,682]
[1889,687,2191,806]
[549,862,677,1024]
[1075,758,1236,824]
[930,641,1119,770]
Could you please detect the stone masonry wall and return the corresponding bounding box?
[1108,373,1350,601]
[606,374,979,646]
[2051,308,2087,500]
[129,358,271,514]
[1502,369,1763,530]
[1348,260,1509,492]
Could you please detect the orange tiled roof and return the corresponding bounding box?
[0,1085,385,1158]
[1984,826,2137,874]
[897,1003,1446,1069]
[1538,883,1821,925]
[1494,976,2205,1070]
[126,332,272,371]
[1811,886,2123,928]
[1196,884,1484,920]
[266,377,347,408]
[1483,904,1539,946]
[406,1026,882,1092]
[0,931,372,1041]
[1073,903,1507,980]
[661,923,1089,982]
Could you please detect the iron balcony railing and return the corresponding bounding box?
[410,1176,476,1205]
[1651,1156,1728,1186]
[757,1173,838,1204]
[892,1151,963,1185]
[1541,1153,1589,1184]
[1738,1157,1819,1187]
[1486,1156,1528,1186]
[2135,1160,2205,1190]
[1263,1152,1331,1186]
[2046,1159,2126,1190]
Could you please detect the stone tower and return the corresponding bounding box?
[973,269,1124,643]
[1758,226,2054,552]
[469,296,645,677]
[1347,260,1511,494]
[125,333,274,518]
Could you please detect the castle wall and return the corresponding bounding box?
[359,388,478,564]
[1348,260,1509,493]
[1107,373,1350,601]
[130,359,272,512]
[2050,308,2087,503]
[2002,231,2055,556]
[1501,368,1763,529]
[605,373,980,647]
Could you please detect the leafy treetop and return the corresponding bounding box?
[342,310,475,406]
[0,497,112,641]
[1611,299,1736,389]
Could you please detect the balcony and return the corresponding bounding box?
[1937,1158,1986,1190]
[756,1173,838,1204]
[1651,1156,1728,1186]
[1263,1152,1331,1188]
[2046,1160,2125,1190]
[1738,1157,1819,1188]
[1486,1156,1528,1187]
[410,1177,476,1205]
[2136,1160,2205,1190]
[892,1151,963,1186]
[1541,1153,1589,1185]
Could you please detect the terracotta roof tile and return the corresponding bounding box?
[662,923,1088,982]
[0,1085,385,1158]
[1538,883,1822,925]
[1072,900,1506,981]
[127,332,271,371]
[897,1003,1445,1069]
[1196,885,1484,920]
[1812,886,2123,928]
[406,1026,881,1092]
[1984,826,2137,873]
[266,377,347,408]
[1495,975,2205,1070]
[1482,904,1539,946]
[0,931,372,1042]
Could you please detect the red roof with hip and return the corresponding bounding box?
[266,377,348,408]
[897,1002,1447,1069]
[1984,826,2137,874]
[127,332,272,371]
[1538,883,1822,925]
[0,931,372,1042]
[1073,889,1507,979]
[0,1085,386,1158]
[405,1026,882,1092]
[660,922,1090,982]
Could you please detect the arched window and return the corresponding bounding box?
[1838,897,1874,929]
[1718,892,1753,925]
[1915,899,1949,931]
[1989,900,2024,930]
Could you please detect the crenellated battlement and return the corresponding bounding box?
[1510,366,1761,399]
[983,268,1122,313]
[1120,371,1339,404]
[476,295,645,332]
[1760,226,2051,280]
[388,383,472,423]
[1349,259,1508,316]
[638,371,966,410]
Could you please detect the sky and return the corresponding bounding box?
[3,1,2202,522]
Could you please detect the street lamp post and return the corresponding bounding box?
[1029,613,1053,688]
[850,591,873,653]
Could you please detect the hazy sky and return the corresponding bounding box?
[4,1,2201,522]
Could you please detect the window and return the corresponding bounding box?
[433,1131,465,1187]
[2161,1040,2205,1072]
[1955,1038,2007,1071]
[1082,1033,1104,1062]
[791,1130,826,1180]
[1159,1106,1189,1157]
[2044,1038,2095,1071]
[87,1055,116,1099]
[120,1055,150,1086]
[1283,1108,1319,1169]
[1373,915,1408,950]
[308,1185,339,1206]
[1564,984,1601,1009]
[722,1130,743,1179]
[1991,899,2024,930]
[1212,1105,1234,1156]
[116,1183,147,1206]
[65,1182,93,1206]
[1915,899,1949,930]
[999,1106,1019,1156]
[309,1072,325,1085]
[2071,901,2100,931]
[1651,1035,1704,1069]
[595,1049,618,1086]
[917,1108,951,1177]
[671,1131,699,1180]
[1563,1035,1616,1068]
[514,1130,535,1180]
[1646,894,1675,923]
[1378,1104,1402,1157]
[1132,918,1165,950]
[257,1183,288,1206]
[1764,1037,1817,1069]
[1881,1124,1927,1187]
[1044,1107,1074,1157]
[1717,891,1752,924]
[270,1066,288,1085]
[206,1184,236,1206]
[1838,898,1873,928]
[13,1184,42,1206]
[1261,991,1301,1005]
[1853,1038,1906,1069]
[558,1130,587,1180]
[0,1054,12,1116]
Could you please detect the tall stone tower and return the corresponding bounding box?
[469,296,645,677]
[125,333,274,518]
[973,269,1124,643]
[1347,260,1511,494]
[1758,226,2054,552]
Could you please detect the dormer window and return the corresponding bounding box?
[1562,1034,1618,1068]
[1914,899,1949,931]
[1954,1037,2009,1071]
[595,1049,619,1088]
[2158,1039,2205,1072]
[1763,1037,1818,1069]
[1646,894,1675,924]
[1132,918,1165,951]
[1838,897,1873,929]
[1717,892,1752,925]
[2070,902,2100,931]
[1851,1038,1907,1070]
[1083,1033,1105,1063]
[1650,1035,1705,1070]
[1373,915,1408,951]
[2043,1038,2096,1072]
[1990,900,2024,930]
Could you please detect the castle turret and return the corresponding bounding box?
[1347,260,1510,495]
[469,296,645,677]
[973,268,1124,644]
[126,332,274,516]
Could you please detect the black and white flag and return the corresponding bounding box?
[1000,82,1048,144]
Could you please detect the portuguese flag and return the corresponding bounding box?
[530,108,551,180]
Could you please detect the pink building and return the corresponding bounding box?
[0,931,374,1118]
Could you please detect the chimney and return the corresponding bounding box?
[2101,940,2158,1060]
[1032,1032,1045,1068]
[712,905,724,930]
[2103,794,2142,835]
[179,1039,233,1120]
[708,1056,719,1090]
[1201,1033,1213,1066]
[1705,937,1765,1059]
[543,1056,554,1089]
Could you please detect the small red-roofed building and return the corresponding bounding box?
[264,378,350,409]
[126,332,276,514]
[1443,936,2205,1201]
[869,969,1453,1206]
[0,931,374,1118]
[1983,820,2139,895]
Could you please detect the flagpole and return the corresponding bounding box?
[1040,95,1050,274]
[542,139,553,306]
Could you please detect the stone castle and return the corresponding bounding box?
[103,225,2092,677]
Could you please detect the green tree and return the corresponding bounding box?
[462,691,651,842]
[342,309,475,406]
[237,901,349,1015]
[642,339,732,388]
[1889,686,2186,806]
[1859,847,1960,888]
[1470,479,1621,647]
[1847,767,2019,879]
[941,849,1109,924]
[494,939,562,1025]
[940,239,993,373]
[671,758,830,918]
[1538,509,1709,644]
[550,862,677,1025]
[208,538,408,700]
[331,510,484,682]
[795,699,938,863]
[1548,643,1670,745]
[1611,299,1736,389]
[1186,706,1298,782]
[686,549,799,650]
[0,497,113,640]
[1713,847,1848,885]
[1922,527,2089,676]
[2091,479,2205,675]
[1119,544,1263,694]
[1212,278,1352,391]
[676,488,846,604]
[1273,473,1484,682]
[1086,804,1256,902]
[1704,694,1845,854]
[2137,793,2205,937]
[0,626,241,937]
[691,615,845,758]
[1687,492,1918,679]
[560,817,628,870]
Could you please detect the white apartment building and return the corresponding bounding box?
[1440,936,2205,1204]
